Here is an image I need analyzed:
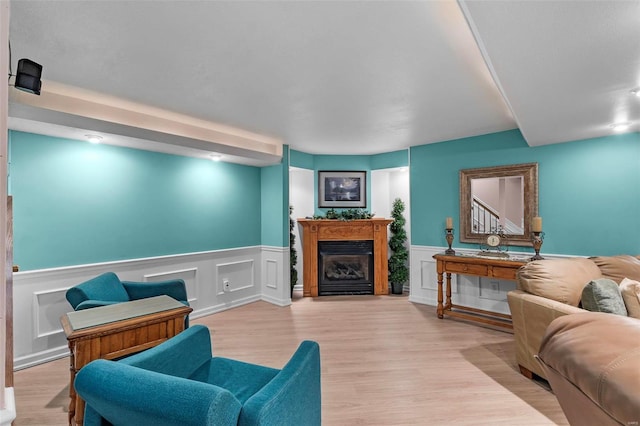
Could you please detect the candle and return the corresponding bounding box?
[532,216,542,233]
[446,217,453,229]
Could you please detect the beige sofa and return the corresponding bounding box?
[537,312,640,426]
[507,255,640,380]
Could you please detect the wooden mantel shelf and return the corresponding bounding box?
[297,218,393,297]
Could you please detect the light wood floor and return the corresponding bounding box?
[13,293,568,425]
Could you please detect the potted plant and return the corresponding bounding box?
[388,198,409,294]
[289,205,298,297]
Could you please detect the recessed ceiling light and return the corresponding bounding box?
[610,122,631,132]
[631,88,640,97]
[85,134,103,144]
[210,154,222,162]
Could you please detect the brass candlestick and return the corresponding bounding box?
[445,228,455,255]
[530,231,545,260]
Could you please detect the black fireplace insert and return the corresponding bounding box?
[317,240,374,295]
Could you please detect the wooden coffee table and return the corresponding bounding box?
[60,295,193,426]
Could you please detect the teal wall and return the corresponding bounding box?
[289,150,314,170]
[11,126,636,270]
[9,130,263,270]
[261,146,289,247]
[290,149,409,214]
[371,150,409,170]
[410,130,640,256]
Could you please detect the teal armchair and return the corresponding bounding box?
[74,325,321,426]
[65,272,189,310]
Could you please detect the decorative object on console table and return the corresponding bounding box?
[530,216,544,260]
[388,198,409,295]
[478,227,510,258]
[445,217,455,255]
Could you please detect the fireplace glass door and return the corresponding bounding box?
[318,240,374,295]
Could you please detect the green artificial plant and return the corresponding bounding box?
[388,198,409,294]
[289,205,298,297]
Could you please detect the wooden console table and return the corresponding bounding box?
[61,295,192,426]
[433,253,527,329]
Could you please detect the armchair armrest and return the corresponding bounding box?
[240,340,321,426]
[122,279,188,304]
[75,359,242,426]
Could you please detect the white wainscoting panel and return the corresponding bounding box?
[410,246,441,305]
[12,246,282,370]
[265,260,278,289]
[144,268,198,304]
[217,260,255,294]
[32,288,69,339]
[261,247,290,307]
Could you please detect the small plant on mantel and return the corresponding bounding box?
[312,208,374,220]
[388,198,409,295]
[289,205,298,297]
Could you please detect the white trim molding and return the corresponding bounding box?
[0,388,16,426]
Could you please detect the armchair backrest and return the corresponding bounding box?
[239,340,321,426]
[65,272,130,309]
[120,324,213,379]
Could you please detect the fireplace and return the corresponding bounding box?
[318,241,374,295]
[297,218,393,297]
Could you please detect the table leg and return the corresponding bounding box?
[67,343,75,426]
[445,273,452,310]
[436,270,444,319]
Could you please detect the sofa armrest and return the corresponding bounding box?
[240,340,321,426]
[508,290,585,379]
[122,279,189,304]
[75,359,242,426]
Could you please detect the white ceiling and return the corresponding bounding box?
[7,0,640,163]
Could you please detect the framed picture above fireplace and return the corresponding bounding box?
[318,170,366,208]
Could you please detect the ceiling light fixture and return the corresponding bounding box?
[85,134,103,144]
[630,88,640,97]
[610,122,631,132]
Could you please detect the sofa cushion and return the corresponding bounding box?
[581,278,628,316]
[517,258,602,306]
[619,278,640,319]
[590,255,640,284]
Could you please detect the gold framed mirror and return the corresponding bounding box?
[459,163,538,246]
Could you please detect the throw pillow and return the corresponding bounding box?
[619,278,640,319]
[581,278,628,316]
